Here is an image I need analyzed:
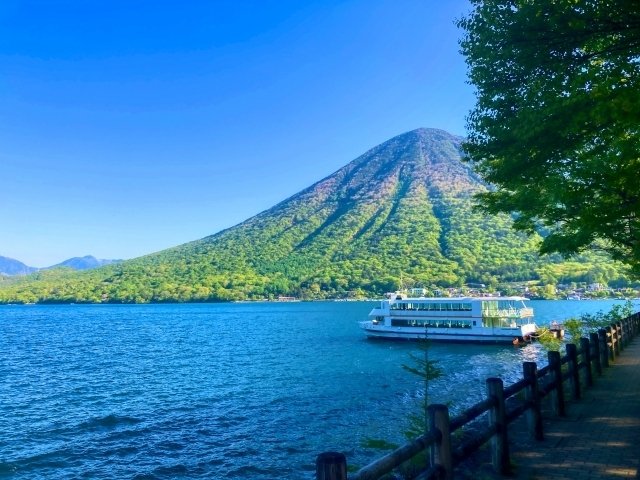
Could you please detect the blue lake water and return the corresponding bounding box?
[0,299,634,479]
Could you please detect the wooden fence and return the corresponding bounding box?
[316,312,640,480]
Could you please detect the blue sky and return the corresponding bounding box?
[1,0,474,267]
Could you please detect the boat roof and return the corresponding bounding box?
[388,296,529,302]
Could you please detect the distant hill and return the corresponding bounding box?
[0,254,120,277]
[0,128,628,303]
[0,256,37,276]
[46,255,121,271]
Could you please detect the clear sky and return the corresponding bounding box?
[1,0,474,267]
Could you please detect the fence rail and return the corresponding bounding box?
[316,312,640,480]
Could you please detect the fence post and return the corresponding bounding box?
[598,328,609,368]
[548,351,565,416]
[590,332,602,376]
[618,320,624,348]
[428,404,453,480]
[486,378,510,475]
[615,322,623,352]
[606,326,615,362]
[566,343,581,400]
[580,337,593,387]
[316,452,347,480]
[523,362,543,441]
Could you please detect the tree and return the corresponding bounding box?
[458,1,640,274]
[362,339,443,478]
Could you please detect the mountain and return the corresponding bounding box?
[0,254,121,277]
[0,256,37,276]
[0,128,628,303]
[46,255,121,271]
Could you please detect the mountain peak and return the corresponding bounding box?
[48,256,121,270]
[0,127,622,303]
[0,255,37,276]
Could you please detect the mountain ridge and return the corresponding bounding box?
[0,256,37,276]
[46,255,122,271]
[0,254,120,276]
[0,128,628,303]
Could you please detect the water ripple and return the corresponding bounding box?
[0,300,631,479]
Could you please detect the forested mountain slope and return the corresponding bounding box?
[0,128,626,303]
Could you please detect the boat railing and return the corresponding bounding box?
[315,312,640,480]
[482,307,533,318]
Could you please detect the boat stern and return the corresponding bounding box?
[520,322,537,337]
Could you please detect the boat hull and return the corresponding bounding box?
[360,322,536,344]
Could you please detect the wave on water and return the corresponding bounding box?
[149,463,189,477]
[0,461,18,475]
[226,464,285,478]
[77,414,144,431]
[3,301,629,479]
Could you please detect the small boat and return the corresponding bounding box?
[549,321,565,338]
[359,293,536,343]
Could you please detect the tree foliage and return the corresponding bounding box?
[458,0,640,274]
[538,301,634,352]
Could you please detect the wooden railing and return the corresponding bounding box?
[316,312,640,480]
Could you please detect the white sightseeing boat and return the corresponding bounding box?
[360,294,536,343]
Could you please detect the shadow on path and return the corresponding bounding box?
[460,340,640,479]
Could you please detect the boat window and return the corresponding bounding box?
[482,300,499,313]
[390,319,473,329]
[390,301,474,313]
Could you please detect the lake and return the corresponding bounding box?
[0,299,633,479]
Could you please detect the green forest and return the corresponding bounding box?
[0,129,632,304]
